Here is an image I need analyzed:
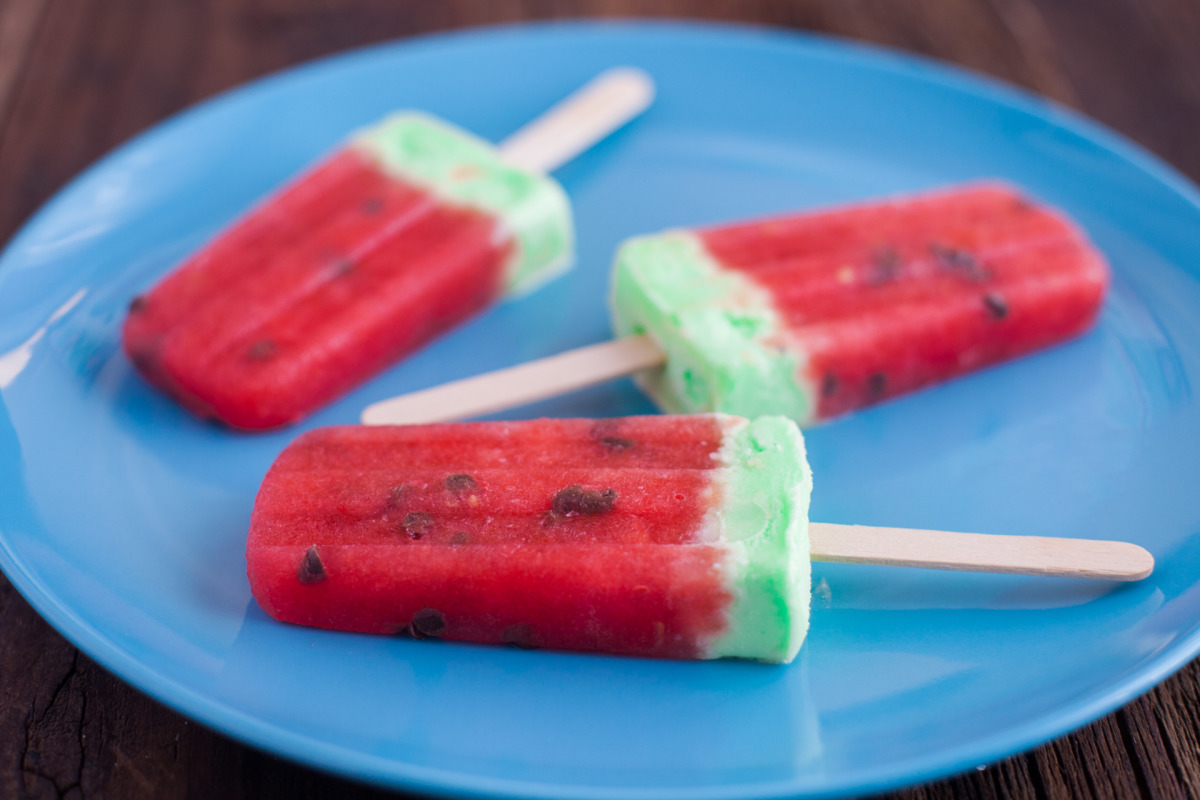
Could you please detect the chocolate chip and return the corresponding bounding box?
[388,484,413,507]
[403,512,434,539]
[589,421,637,451]
[444,474,477,493]
[362,197,384,215]
[247,340,277,361]
[298,545,326,584]
[983,292,1009,319]
[128,296,148,314]
[449,531,470,545]
[867,372,888,400]
[588,421,621,438]
[821,372,839,398]
[329,257,355,277]
[408,608,446,639]
[551,485,617,517]
[869,247,901,285]
[501,623,537,649]
[930,243,989,281]
[930,243,974,269]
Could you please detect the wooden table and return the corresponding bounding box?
[1,2,1197,797]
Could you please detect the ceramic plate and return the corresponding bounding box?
[2,21,1199,799]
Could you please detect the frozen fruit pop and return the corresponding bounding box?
[246,415,1151,663]
[124,69,654,430]
[249,415,812,662]
[361,183,1109,426]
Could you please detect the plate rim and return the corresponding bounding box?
[2,18,1199,800]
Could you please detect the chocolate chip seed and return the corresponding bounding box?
[588,421,623,441]
[444,474,477,493]
[501,623,537,649]
[983,292,1009,320]
[449,531,470,545]
[599,436,635,451]
[128,296,147,314]
[388,484,413,506]
[247,340,277,361]
[329,257,355,277]
[402,511,434,540]
[362,197,384,214]
[869,247,901,285]
[821,372,839,398]
[552,485,618,517]
[408,608,446,639]
[298,545,326,584]
[930,243,989,281]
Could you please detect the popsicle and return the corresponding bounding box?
[123,68,654,430]
[246,415,1151,663]
[361,183,1109,426]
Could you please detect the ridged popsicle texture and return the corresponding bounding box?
[612,183,1109,424]
[124,114,572,430]
[247,415,812,662]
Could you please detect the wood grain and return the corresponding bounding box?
[0,0,47,136]
[1,1,1199,799]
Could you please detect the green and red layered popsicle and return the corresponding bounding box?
[123,113,572,429]
[247,414,812,663]
[361,183,1110,427]
[124,68,654,430]
[247,414,1152,662]
[613,182,1109,423]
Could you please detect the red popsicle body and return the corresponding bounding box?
[613,183,1110,424]
[125,151,510,428]
[247,415,814,662]
[700,185,1109,418]
[123,114,573,429]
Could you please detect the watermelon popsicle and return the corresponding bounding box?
[246,415,1151,663]
[123,68,654,430]
[361,183,1109,426]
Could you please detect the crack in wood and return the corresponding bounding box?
[39,651,78,728]
[19,648,84,798]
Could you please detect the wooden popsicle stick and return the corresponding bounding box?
[497,67,656,173]
[361,71,656,426]
[361,334,665,426]
[809,523,1154,581]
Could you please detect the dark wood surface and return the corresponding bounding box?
[2,1,1199,797]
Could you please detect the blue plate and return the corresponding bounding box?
[2,21,1199,799]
